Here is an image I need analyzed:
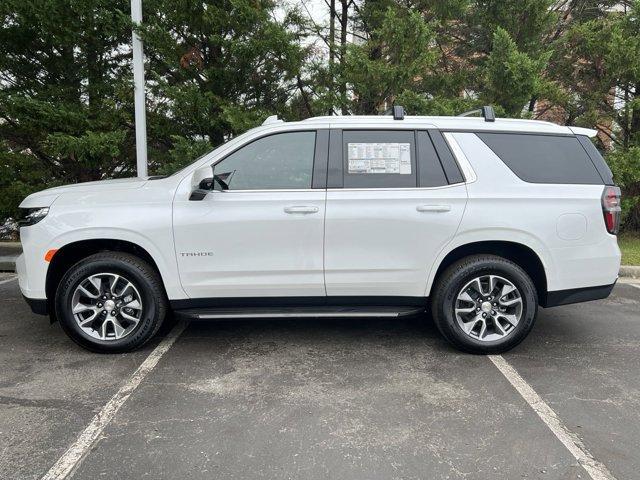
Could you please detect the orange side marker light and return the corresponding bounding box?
[44,249,58,262]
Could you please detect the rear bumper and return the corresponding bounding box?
[541,281,616,308]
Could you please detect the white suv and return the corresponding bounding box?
[16,108,621,354]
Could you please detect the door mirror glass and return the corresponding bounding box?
[198,177,214,190]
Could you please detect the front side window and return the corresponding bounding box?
[213,131,316,190]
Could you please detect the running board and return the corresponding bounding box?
[175,306,425,320]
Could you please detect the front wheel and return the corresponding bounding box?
[55,252,167,353]
[431,255,538,354]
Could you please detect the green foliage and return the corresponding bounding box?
[0,0,308,231]
[345,5,437,114]
[155,135,212,177]
[483,28,549,115]
[140,0,306,145]
[3,0,640,233]
[618,232,640,266]
[0,0,136,198]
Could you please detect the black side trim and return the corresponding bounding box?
[428,130,465,184]
[311,129,329,189]
[23,295,48,315]
[416,130,449,187]
[171,296,428,311]
[541,282,616,308]
[327,129,343,188]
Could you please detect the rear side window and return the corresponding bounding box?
[342,130,417,188]
[477,133,604,185]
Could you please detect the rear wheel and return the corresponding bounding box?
[431,255,538,354]
[55,252,166,353]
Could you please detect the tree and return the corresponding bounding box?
[483,27,549,115]
[340,3,438,114]
[0,0,135,223]
[0,0,309,228]
[138,0,308,174]
[558,1,640,229]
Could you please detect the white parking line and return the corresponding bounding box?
[628,283,640,290]
[488,355,616,480]
[0,276,17,285]
[41,321,187,480]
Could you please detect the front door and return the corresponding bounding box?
[173,130,327,299]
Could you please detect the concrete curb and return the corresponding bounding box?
[619,266,640,279]
[0,242,22,272]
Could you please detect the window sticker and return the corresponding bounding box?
[347,143,411,174]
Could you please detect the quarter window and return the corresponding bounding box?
[213,131,316,190]
[477,133,604,185]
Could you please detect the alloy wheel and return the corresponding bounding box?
[70,273,144,341]
[454,274,523,342]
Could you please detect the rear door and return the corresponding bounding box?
[324,129,468,298]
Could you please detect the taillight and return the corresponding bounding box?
[601,186,621,235]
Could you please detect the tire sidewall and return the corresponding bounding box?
[435,257,538,353]
[56,255,163,353]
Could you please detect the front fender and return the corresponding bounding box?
[47,227,187,300]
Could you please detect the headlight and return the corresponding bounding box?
[18,207,50,227]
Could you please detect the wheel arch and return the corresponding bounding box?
[428,240,548,304]
[45,239,168,320]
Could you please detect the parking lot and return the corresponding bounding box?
[1,273,639,480]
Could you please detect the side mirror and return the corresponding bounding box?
[198,177,214,190]
[189,165,214,201]
[189,187,209,201]
[189,175,229,201]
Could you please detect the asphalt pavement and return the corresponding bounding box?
[1,273,639,480]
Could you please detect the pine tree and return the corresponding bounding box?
[0,0,134,221]
[559,1,640,229]
[139,0,308,174]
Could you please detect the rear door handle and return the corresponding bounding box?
[284,205,320,214]
[416,204,451,213]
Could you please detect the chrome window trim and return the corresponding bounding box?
[442,132,477,184]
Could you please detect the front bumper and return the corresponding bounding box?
[541,281,617,308]
[16,252,49,315]
[23,295,48,315]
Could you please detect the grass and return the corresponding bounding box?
[618,233,640,266]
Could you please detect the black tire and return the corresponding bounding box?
[55,252,167,353]
[431,254,538,354]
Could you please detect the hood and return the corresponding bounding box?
[19,177,149,208]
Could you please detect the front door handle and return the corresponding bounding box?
[284,205,320,214]
[416,204,451,213]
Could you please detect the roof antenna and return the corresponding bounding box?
[458,106,496,123]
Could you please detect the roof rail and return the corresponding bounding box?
[382,105,406,120]
[392,105,405,120]
[262,115,283,126]
[458,106,496,123]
